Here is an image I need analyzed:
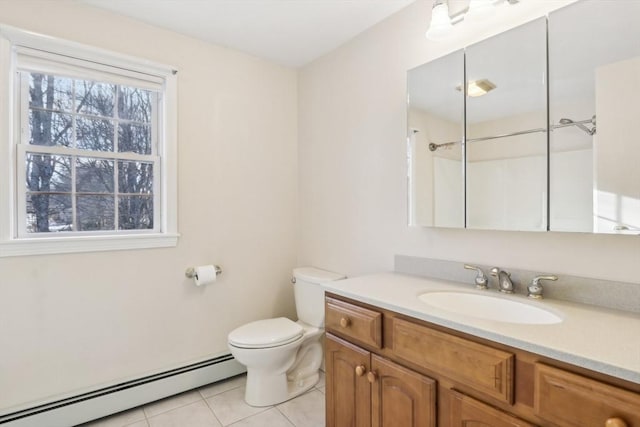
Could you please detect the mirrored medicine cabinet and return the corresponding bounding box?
[407,0,640,235]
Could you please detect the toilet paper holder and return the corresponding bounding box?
[185,265,222,279]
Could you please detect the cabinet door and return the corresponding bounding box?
[326,334,371,427]
[450,391,537,427]
[370,354,436,427]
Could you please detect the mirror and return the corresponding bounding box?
[408,3,640,235]
[407,50,464,228]
[549,1,640,234]
[465,18,547,231]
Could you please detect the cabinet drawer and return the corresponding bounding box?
[534,364,640,427]
[391,317,514,404]
[325,297,382,349]
[450,391,536,427]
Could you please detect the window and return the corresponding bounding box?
[21,73,158,234]
[0,26,178,257]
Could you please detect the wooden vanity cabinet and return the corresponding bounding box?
[325,293,640,427]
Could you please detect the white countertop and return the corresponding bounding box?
[322,273,640,384]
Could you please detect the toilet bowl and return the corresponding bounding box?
[227,267,344,407]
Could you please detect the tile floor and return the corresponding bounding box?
[77,373,325,427]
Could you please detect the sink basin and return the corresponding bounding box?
[418,291,563,325]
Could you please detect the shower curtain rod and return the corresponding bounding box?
[427,116,595,152]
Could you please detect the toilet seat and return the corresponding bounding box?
[229,317,304,349]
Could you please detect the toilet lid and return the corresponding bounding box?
[228,317,304,349]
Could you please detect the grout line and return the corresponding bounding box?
[223,408,278,427]
[142,391,205,419]
[201,394,271,427]
[201,397,225,426]
[197,374,247,400]
[225,408,271,427]
[197,384,244,400]
[274,406,296,427]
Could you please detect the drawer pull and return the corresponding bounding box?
[605,418,628,427]
[367,371,378,383]
[355,365,366,377]
[340,317,351,328]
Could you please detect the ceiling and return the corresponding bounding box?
[78,0,414,68]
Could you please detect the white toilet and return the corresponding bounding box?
[228,267,344,407]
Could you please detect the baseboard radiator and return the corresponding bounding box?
[0,354,245,427]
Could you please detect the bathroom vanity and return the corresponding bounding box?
[323,274,640,427]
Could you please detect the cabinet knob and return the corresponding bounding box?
[605,418,628,427]
[340,317,351,328]
[355,365,366,377]
[367,371,378,383]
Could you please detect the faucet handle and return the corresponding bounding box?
[464,264,488,290]
[528,275,558,299]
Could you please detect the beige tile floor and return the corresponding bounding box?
[77,373,325,427]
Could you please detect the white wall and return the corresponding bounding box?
[0,1,298,413]
[298,0,640,281]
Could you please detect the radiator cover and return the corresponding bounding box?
[0,354,245,427]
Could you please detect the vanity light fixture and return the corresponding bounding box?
[425,0,454,40]
[455,79,497,97]
[426,0,520,40]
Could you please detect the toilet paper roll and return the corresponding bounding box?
[194,265,217,286]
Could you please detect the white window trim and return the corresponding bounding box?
[0,25,179,257]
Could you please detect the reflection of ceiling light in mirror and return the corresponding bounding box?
[465,0,496,23]
[456,79,496,97]
[425,0,453,40]
[426,0,519,41]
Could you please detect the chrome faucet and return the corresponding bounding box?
[464,264,488,290]
[527,275,558,299]
[491,268,514,294]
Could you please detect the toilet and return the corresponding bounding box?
[228,267,345,407]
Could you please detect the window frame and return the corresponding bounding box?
[0,25,179,257]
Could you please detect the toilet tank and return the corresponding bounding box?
[293,267,345,328]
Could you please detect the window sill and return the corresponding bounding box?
[0,233,179,257]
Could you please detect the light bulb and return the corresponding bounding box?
[426,2,453,40]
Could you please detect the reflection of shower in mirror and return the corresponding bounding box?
[555,115,596,135]
[428,141,458,151]
[612,224,640,236]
